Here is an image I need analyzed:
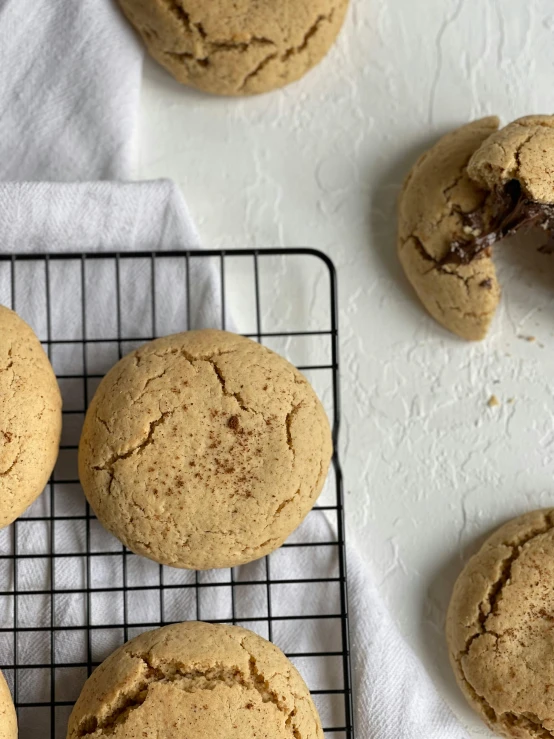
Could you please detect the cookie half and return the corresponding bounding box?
[67,621,323,739]
[117,0,349,95]
[0,306,62,527]
[447,509,554,738]
[78,329,332,569]
[399,115,554,340]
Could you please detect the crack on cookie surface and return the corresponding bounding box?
[0,346,13,374]
[239,51,279,90]
[513,130,536,171]
[161,35,276,64]
[0,453,20,477]
[203,356,257,417]
[442,170,467,201]
[284,11,334,58]
[409,234,485,304]
[285,403,303,462]
[93,411,172,493]
[156,9,336,93]
[275,490,300,518]
[159,0,206,39]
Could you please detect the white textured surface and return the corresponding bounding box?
[134,1,554,735]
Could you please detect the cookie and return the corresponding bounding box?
[67,621,323,739]
[446,509,554,738]
[398,115,554,341]
[0,306,62,527]
[0,670,16,739]
[78,329,332,569]
[116,0,349,96]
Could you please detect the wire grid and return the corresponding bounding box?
[0,248,352,739]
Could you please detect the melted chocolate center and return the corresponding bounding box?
[445,179,554,265]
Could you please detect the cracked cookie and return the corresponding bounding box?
[116,0,349,95]
[0,669,16,739]
[67,621,323,739]
[398,115,554,340]
[0,306,62,527]
[446,509,554,738]
[78,329,332,569]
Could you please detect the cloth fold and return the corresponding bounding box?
[0,180,200,253]
[0,0,468,737]
[349,547,467,737]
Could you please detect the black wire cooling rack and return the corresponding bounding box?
[0,248,353,739]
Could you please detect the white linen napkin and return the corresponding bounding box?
[0,0,142,180]
[0,1,469,737]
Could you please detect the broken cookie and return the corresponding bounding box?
[398,115,554,340]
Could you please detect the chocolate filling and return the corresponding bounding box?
[444,179,554,265]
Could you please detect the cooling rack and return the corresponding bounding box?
[0,248,353,738]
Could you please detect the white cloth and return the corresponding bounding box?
[0,0,142,180]
[0,1,468,737]
[349,548,467,738]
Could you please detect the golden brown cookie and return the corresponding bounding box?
[116,0,349,96]
[0,306,62,527]
[0,670,16,739]
[446,509,554,738]
[398,115,554,341]
[67,621,323,739]
[78,329,332,569]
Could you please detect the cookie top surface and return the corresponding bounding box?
[0,306,62,527]
[67,621,323,739]
[0,670,16,739]
[468,115,554,203]
[447,509,554,738]
[79,329,332,569]
[117,0,349,95]
[397,117,501,341]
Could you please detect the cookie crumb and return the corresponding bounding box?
[487,395,500,407]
